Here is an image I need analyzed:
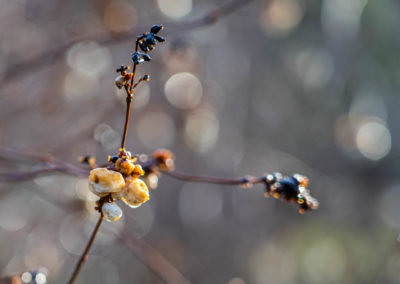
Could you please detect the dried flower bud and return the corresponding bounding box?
[115,75,126,89]
[145,34,156,45]
[142,53,151,62]
[88,168,125,197]
[150,24,163,34]
[116,65,129,73]
[153,35,165,42]
[108,155,119,163]
[132,164,145,177]
[120,178,150,208]
[132,52,152,64]
[142,74,150,81]
[153,148,175,171]
[139,41,148,52]
[102,202,123,222]
[115,158,135,176]
[263,173,318,213]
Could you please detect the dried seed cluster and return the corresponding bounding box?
[263,173,319,214]
[88,149,150,222]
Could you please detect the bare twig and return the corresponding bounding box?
[0,164,87,182]
[164,170,263,186]
[68,214,104,284]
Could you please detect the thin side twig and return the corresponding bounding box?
[68,214,104,284]
[164,170,263,186]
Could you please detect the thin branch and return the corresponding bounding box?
[0,164,88,182]
[0,147,54,163]
[68,214,104,284]
[164,170,263,186]
[121,86,133,150]
[3,0,252,83]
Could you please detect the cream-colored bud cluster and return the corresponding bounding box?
[88,150,149,222]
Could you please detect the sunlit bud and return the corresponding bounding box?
[132,164,145,177]
[115,75,125,89]
[115,158,135,176]
[298,208,306,214]
[294,173,309,188]
[88,168,125,196]
[153,148,175,171]
[121,178,150,208]
[102,202,123,222]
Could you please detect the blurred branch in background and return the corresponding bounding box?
[3,0,253,84]
[118,229,191,284]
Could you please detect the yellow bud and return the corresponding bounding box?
[132,164,145,177]
[115,159,135,176]
[88,168,125,197]
[121,178,150,208]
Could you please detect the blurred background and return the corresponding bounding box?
[1,0,400,283]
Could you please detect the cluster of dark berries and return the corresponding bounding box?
[263,173,319,213]
[131,24,165,64]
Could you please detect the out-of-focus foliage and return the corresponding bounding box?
[1,0,400,283]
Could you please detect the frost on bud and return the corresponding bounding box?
[88,168,125,197]
[121,178,150,208]
[102,202,123,222]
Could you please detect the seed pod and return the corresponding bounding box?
[102,202,123,222]
[88,168,125,197]
[121,178,150,208]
